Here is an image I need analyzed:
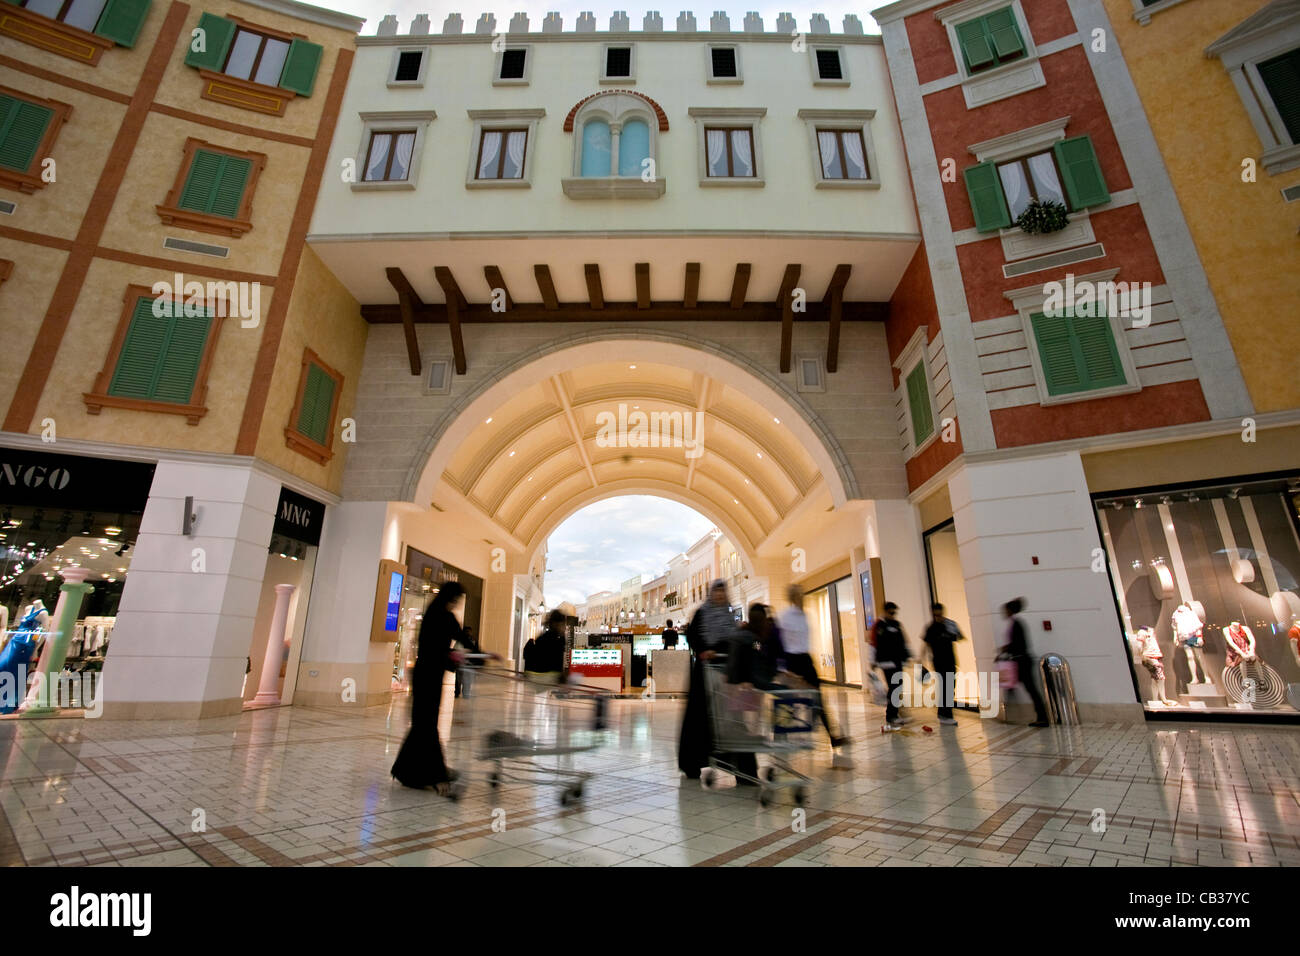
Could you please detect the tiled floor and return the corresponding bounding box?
[2,676,1298,867]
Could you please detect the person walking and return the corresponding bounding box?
[923,603,964,725]
[870,602,910,731]
[1000,598,1049,726]
[391,581,468,796]
[678,580,756,781]
[523,609,567,684]
[661,619,679,649]
[776,585,850,750]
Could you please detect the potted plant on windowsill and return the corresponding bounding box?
[1014,198,1070,235]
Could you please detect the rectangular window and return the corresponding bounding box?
[363,129,416,182]
[1029,309,1126,396]
[499,48,527,80]
[704,127,755,178]
[605,46,631,77]
[815,48,842,80]
[1258,47,1300,145]
[394,50,422,82]
[905,362,934,446]
[176,147,252,218]
[295,362,336,445]
[107,295,213,405]
[476,128,527,180]
[711,47,737,78]
[816,129,869,180]
[955,6,1026,74]
[224,27,290,86]
[995,150,1066,219]
[0,94,54,175]
[22,0,110,31]
[183,13,322,100]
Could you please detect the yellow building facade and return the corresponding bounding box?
[1102,0,1300,413]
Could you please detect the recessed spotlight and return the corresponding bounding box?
[629,364,637,370]
[541,495,547,501]
[756,452,763,459]
[509,450,515,457]
[485,417,493,424]
[773,417,780,424]
[732,498,739,504]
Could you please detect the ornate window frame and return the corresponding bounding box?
[284,347,344,465]
[563,92,665,198]
[465,108,544,189]
[0,85,72,194]
[797,108,881,190]
[937,0,1045,109]
[352,110,436,192]
[1206,2,1300,176]
[155,137,268,237]
[893,327,940,456]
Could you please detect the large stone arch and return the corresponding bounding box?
[403,327,860,508]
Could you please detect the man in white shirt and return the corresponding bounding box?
[777,585,849,751]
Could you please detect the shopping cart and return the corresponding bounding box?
[701,663,817,806]
[452,656,610,806]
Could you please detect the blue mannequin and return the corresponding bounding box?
[0,606,45,715]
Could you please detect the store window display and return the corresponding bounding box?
[1096,475,1300,717]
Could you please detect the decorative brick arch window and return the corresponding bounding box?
[562,90,667,199]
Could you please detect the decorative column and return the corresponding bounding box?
[609,122,622,176]
[252,584,296,705]
[22,567,93,715]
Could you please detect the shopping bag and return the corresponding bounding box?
[867,670,889,707]
[997,659,1019,690]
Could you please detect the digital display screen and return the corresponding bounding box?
[384,571,404,632]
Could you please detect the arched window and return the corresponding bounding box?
[563,91,666,198]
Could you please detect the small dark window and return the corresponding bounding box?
[606,47,631,77]
[394,50,423,82]
[500,48,527,79]
[711,47,737,78]
[1258,47,1300,145]
[815,49,843,80]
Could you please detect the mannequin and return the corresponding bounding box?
[1136,626,1176,705]
[1171,602,1210,685]
[1289,619,1300,669]
[0,605,45,715]
[1222,621,1257,668]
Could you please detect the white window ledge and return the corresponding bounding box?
[561,176,666,199]
[699,177,764,188]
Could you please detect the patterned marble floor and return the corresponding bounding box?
[2,675,1298,867]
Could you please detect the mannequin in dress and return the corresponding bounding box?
[0,605,45,715]
[1171,602,1210,685]
[1222,621,1257,667]
[1136,626,1176,705]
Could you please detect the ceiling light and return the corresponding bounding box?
[629,364,636,369]
[732,498,738,504]
[104,526,122,536]
[1134,498,1143,509]
[541,495,547,501]
[756,452,763,459]
[773,417,780,424]
[509,450,515,457]
[485,417,493,424]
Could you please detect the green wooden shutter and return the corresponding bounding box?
[1053,135,1110,209]
[955,18,994,72]
[177,149,225,213]
[296,363,334,444]
[964,161,1011,232]
[93,0,151,48]
[279,39,323,97]
[0,96,54,174]
[184,12,235,72]
[108,298,171,399]
[1072,313,1126,389]
[1030,312,1083,395]
[1258,48,1300,144]
[153,310,212,404]
[209,155,251,218]
[985,7,1024,59]
[906,363,934,446]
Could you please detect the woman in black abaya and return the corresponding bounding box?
[392,581,468,796]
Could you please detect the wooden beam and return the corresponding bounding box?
[433,266,467,375]
[729,263,751,309]
[776,263,801,374]
[360,301,891,324]
[384,266,423,376]
[534,264,559,310]
[483,265,512,311]
[584,263,604,310]
[824,264,851,374]
[635,262,650,309]
[683,262,700,308]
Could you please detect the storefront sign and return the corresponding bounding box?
[0,448,154,512]
[273,487,326,546]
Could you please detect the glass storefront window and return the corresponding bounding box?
[806,584,838,682]
[802,576,861,686]
[837,581,861,686]
[923,521,980,707]
[1095,476,1300,717]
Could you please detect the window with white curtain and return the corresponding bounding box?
[705,127,755,178]
[995,149,1066,219]
[476,129,528,180]
[363,130,416,182]
[816,129,869,180]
